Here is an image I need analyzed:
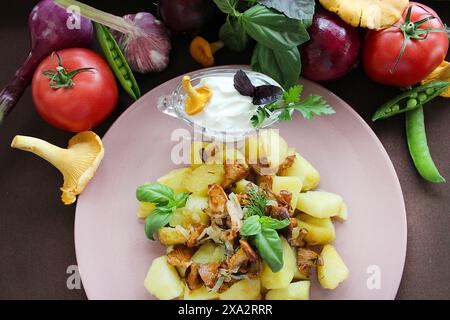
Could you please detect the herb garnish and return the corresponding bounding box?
[234,69,283,105]
[240,187,290,272]
[251,84,335,128]
[136,183,189,240]
[214,0,312,88]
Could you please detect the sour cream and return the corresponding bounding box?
[186,76,259,131]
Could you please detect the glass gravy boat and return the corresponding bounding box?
[157,68,282,141]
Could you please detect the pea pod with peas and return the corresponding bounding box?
[95,23,141,100]
[372,81,450,183]
[372,81,450,121]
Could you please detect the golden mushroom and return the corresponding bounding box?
[182,75,212,116]
[11,131,104,205]
[319,0,409,29]
[189,36,224,67]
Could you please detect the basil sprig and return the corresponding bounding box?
[136,183,189,240]
[214,0,311,88]
[240,188,290,272]
[241,214,290,272]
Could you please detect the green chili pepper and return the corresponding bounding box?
[94,23,141,100]
[405,106,445,183]
[372,81,450,121]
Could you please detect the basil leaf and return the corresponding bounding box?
[240,215,261,236]
[144,207,173,240]
[257,0,315,21]
[254,226,283,272]
[136,183,174,205]
[242,5,309,49]
[251,43,301,88]
[220,16,249,52]
[213,0,238,16]
[173,192,189,208]
[260,216,290,230]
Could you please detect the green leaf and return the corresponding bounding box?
[278,108,293,122]
[260,216,290,230]
[257,0,315,21]
[291,95,335,120]
[251,43,301,88]
[251,106,271,128]
[254,226,283,272]
[213,0,238,15]
[144,207,173,240]
[240,215,262,236]
[242,5,309,50]
[136,183,174,204]
[219,16,249,52]
[283,85,303,104]
[173,192,189,208]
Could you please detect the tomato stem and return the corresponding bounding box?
[43,52,94,89]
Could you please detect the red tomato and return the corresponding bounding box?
[363,2,448,87]
[32,48,118,132]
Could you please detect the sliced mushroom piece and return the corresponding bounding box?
[185,263,204,290]
[222,163,249,189]
[239,239,259,262]
[166,246,196,269]
[297,247,323,278]
[278,153,296,174]
[198,262,221,288]
[226,193,244,231]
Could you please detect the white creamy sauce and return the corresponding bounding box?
[187,76,260,131]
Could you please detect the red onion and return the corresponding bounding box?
[55,0,171,74]
[301,9,360,82]
[0,0,93,123]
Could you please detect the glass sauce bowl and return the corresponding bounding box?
[157,68,282,141]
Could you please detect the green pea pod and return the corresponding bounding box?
[372,81,450,121]
[405,106,445,183]
[94,22,141,100]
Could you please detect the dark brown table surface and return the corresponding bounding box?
[0,1,449,300]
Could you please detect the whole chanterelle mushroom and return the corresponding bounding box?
[319,0,409,29]
[11,131,104,205]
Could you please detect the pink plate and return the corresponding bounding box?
[75,66,406,300]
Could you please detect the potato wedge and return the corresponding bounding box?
[261,237,295,290]
[296,214,336,245]
[185,195,210,225]
[158,227,188,246]
[317,245,349,290]
[192,241,226,264]
[245,129,288,173]
[334,202,348,222]
[279,152,320,191]
[184,285,219,300]
[220,278,261,300]
[297,191,343,218]
[136,201,155,219]
[272,176,303,211]
[144,256,184,300]
[157,167,192,194]
[265,281,310,300]
[169,208,206,228]
[183,164,225,196]
[190,141,222,168]
[232,179,257,194]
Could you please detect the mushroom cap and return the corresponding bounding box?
[61,131,104,204]
[189,36,214,67]
[319,0,409,29]
[421,61,450,98]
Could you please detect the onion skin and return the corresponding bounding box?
[111,13,171,73]
[301,9,360,82]
[0,0,93,123]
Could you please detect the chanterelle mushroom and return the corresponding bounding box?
[319,0,409,29]
[11,131,104,205]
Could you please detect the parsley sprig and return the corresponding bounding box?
[251,85,335,128]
